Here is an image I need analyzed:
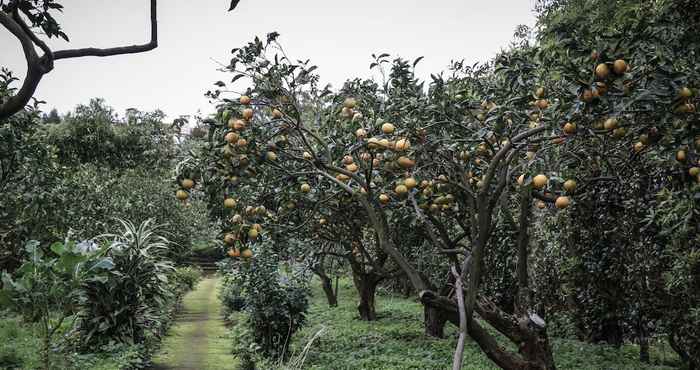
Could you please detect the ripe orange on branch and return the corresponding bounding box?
[181,178,194,189]
[532,174,548,189]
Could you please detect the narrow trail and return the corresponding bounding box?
[150,276,237,370]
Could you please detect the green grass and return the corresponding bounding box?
[0,312,132,370]
[265,278,681,370]
[151,277,238,370]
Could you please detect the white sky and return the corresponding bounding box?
[0,0,537,120]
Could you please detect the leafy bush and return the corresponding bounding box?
[0,240,114,369]
[171,266,203,292]
[227,247,311,362]
[219,272,248,316]
[76,219,175,348]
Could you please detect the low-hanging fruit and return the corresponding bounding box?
[224,233,236,245]
[679,87,693,98]
[272,109,283,119]
[227,248,240,258]
[379,194,390,204]
[300,183,311,193]
[563,122,577,135]
[603,117,618,130]
[404,177,417,189]
[395,138,410,151]
[676,150,687,162]
[303,151,313,160]
[241,249,253,258]
[225,132,239,143]
[532,174,548,189]
[266,151,277,161]
[395,184,408,195]
[555,196,570,209]
[382,123,395,134]
[176,190,189,200]
[240,95,251,105]
[224,198,236,208]
[613,59,628,74]
[355,128,367,139]
[397,156,415,169]
[595,63,610,79]
[563,179,577,193]
[242,108,254,120]
[181,178,194,189]
[248,228,259,240]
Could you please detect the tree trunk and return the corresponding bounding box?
[424,305,447,338]
[639,336,649,363]
[319,273,337,307]
[353,272,378,321]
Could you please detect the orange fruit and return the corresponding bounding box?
[176,190,189,200]
[613,59,628,74]
[595,63,610,79]
[555,196,570,209]
[532,174,548,189]
[181,179,195,189]
[240,95,251,105]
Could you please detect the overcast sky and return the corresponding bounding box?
[0,0,537,121]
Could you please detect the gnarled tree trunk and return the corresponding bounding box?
[353,271,379,321]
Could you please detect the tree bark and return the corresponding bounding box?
[353,272,378,321]
[319,272,338,307]
[424,304,447,338]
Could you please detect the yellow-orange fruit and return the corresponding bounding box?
[563,179,577,193]
[225,132,239,143]
[240,95,251,105]
[181,179,195,189]
[676,150,687,162]
[563,122,577,135]
[241,249,253,258]
[248,228,259,240]
[176,190,189,200]
[242,108,254,120]
[532,174,548,189]
[395,184,408,195]
[603,117,618,130]
[595,63,610,79]
[379,194,390,204]
[355,128,367,139]
[224,233,236,245]
[555,196,571,209]
[300,183,311,193]
[224,198,236,208]
[382,123,395,134]
[272,109,283,119]
[613,59,628,74]
[395,138,410,151]
[343,97,357,109]
[404,177,417,189]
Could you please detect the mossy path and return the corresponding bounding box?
[150,277,236,370]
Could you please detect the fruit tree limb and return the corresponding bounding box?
[0,0,158,120]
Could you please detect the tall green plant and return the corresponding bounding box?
[0,240,114,370]
[77,219,175,347]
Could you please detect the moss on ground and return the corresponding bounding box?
[151,277,237,370]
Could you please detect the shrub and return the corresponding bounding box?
[76,219,175,348]
[228,246,311,361]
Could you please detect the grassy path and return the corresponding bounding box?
[150,276,236,370]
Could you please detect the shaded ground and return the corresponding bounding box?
[150,277,236,370]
